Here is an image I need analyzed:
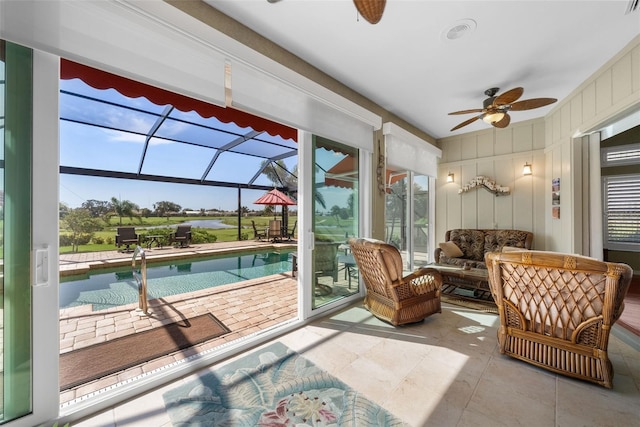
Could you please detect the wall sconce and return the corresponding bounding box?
[447,172,454,183]
[523,162,532,176]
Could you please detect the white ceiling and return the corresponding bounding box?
[206,0,640,140]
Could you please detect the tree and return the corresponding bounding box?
[63,208,102,252]
[82,199,111,218]
[59,202,71,219]
[259,160,327,210]
[153,201,182,219]
[110,197,141,226]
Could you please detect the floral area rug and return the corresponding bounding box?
[162,342,408,426]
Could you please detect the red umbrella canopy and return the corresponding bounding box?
[254,188,296,206]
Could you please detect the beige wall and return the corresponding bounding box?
[544,34,640,255]
[435,34,640,260]
[435,119,547,248]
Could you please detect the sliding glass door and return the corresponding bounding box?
[1,39,33,424]
[385,171,433,271]
[311,136,360,309]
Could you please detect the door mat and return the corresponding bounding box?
[163,341,408,426]
[60,313,229,390]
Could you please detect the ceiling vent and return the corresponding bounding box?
[626,0,639,14]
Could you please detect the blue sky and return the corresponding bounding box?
[59,78,353,213]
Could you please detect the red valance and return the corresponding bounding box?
[60,59,297,141]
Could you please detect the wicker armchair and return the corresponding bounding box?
[348,238,442,326]
[485,250,632,388]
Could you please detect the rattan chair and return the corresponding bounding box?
[348,237,442,326]
[485,250,632,388]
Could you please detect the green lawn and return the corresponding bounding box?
[58,214,357,254]
[59,216,278,254]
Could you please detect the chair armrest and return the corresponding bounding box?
[398,268,442,294]
[434,247,443,263]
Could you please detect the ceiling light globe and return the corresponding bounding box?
[483,112,505,124]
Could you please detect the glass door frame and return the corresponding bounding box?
[298,131,369,319]
[385,170,436,272]
[2,46,61,427]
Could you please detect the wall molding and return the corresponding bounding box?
[438,149,544,167]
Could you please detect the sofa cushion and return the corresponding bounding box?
[448,229,486,261]
[484,229,533,253]
[439,241,463,258]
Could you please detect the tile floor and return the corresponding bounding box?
[72,302,640,427]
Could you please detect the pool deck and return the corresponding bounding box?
[59,239,297,276]
[58,240,299,406]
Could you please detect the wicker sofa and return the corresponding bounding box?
[434,228,533,269]
[486,250,632,388]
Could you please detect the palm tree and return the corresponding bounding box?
[110,197,140,226]
[260,160,326,210]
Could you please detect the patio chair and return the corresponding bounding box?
[285,220,297,241]
[251,220,267,241]
[486,250,632,388]
[115,227,139,252]
[314,241,339,283]
[169,225,192,248]
[348,237,443,326]
[268,219,282,242]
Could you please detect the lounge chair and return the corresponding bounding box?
[251,220,267,241]
[169,225,192,248]
[349,237,442,326]
[115,227,139,252]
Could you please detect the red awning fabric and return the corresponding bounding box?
[60,59,297,142]
[324,155,357,188]
[324,156,405,189]
[254,188,297,206]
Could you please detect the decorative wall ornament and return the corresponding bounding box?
[376,139,386,194]
[458,175,510,196]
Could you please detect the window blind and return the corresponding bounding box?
[603,174,640,250]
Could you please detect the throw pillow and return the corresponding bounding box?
[439,241,464,258]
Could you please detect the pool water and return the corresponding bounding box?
[60,249,295,311]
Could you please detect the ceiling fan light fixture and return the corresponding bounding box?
[353,0,386,24]
[482,112,505,124]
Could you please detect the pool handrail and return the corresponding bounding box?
[132,245,150,316]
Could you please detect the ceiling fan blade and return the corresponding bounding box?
[493,87,524,107]
[353,0,387,24]
[448,109,484,115]
[451,115,482,131]
[492,113,511,128]
[510,97,558,111]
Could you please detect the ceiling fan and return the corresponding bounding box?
[449,87,557,131]
[267,0,387,24]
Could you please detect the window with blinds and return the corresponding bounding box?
[601,142,640,166]
[603,174,640,250]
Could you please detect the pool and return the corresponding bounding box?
[60,249,295,311]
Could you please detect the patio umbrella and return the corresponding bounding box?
[254,188,296,224]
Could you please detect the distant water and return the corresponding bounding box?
[181,219,235,229]
[141,219,235,230]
